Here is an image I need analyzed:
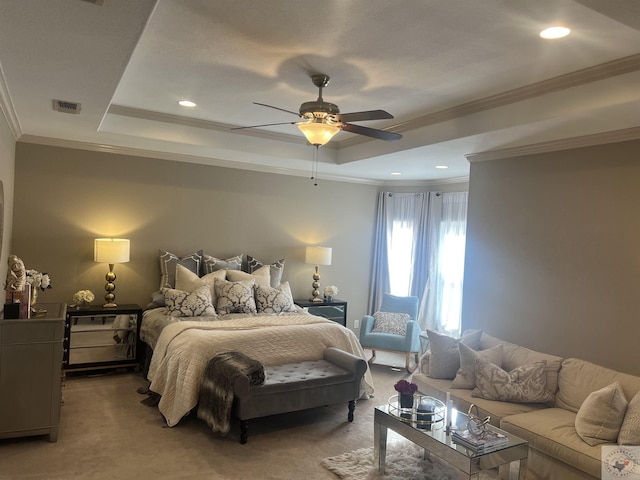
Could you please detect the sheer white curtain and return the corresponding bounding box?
[369,191,468,335]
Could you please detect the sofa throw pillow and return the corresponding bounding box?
[618,391,640,445]
[575,382,628,446]
[214,278,257,314]
[255,281,296,314]
[247,256,285,288]
[163,285,217,317]
[159,249,204,289]
[203,254,243,274]
[226,266,271,288]
[472,356,554,403]
[371,311,411,336]
[427,329,483,379]
[451,343,504,389]
[175,264,226,305]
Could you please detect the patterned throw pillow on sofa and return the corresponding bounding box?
[371,311,411,335]
[472,356,554,403]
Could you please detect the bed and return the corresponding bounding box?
[140,250,375,427]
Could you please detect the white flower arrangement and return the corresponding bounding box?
[73,289,95,306]
[324,285,339,297]
[25,269,52,291]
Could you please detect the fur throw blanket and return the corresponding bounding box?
[197,351,265,435]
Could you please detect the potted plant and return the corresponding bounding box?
[394,379,418,408]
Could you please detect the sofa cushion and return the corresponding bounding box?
[500,408,603,478]
[619,391,640,445]
[426,329,482,379]
[556,358,640,413]
[575,382,628,446]
[472,357,554,403]
[480,332,562,399]
[451,343,503,389]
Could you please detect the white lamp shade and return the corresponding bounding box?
[94,238,130,264]
[305,246,332,266]
[297,122,341,146]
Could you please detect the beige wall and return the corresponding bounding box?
[0,111,15,287]
[462,140,640,376]
[13,143,383,331]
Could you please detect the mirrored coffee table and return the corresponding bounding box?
[374,398,528,479]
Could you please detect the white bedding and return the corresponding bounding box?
[146,310,375,426]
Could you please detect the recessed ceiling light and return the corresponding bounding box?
[390,172,402,176]
[540,26,570,39]
[178,100,196,107]
[435,165,449,169]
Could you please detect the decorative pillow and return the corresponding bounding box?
[472,356,554,403]
[247,256,285,288]
[255,281,296,314]
[618,391,640,445]
[203,254,243,273]
[226,266,271,288]
[159,249,203,289]
[451,343,504,389]
[214,278,257,314]
[371,311,411,335]
[175,264,226,304]
[575,382,628,446]
[163,285,217,317]
[426,329,483,379]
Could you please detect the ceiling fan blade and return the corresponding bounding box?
[335,110,394,123]
[341,123,402,141]
[253,102,301,117]
[231,122,297,130]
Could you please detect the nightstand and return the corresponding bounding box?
[64,304,142,372]
[295,299,347,327]
[0,302,66,442]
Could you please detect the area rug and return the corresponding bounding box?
[321,445,499,480]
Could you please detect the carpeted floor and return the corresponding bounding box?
[0,352,417,480]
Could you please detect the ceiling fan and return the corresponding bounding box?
[232,74,402,146]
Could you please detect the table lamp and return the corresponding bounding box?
[305,246,332,302]
[94,238,130,307]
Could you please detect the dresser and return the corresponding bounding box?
[0,302,66,442]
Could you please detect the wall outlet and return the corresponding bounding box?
[353,319,359,329]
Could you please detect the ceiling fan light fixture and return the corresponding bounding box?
[540,26,570,39]
[297,121,341,146]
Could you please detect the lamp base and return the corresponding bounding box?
[103,302,118,308]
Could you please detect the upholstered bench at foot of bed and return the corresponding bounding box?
[232,347,368,444]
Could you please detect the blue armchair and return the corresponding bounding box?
[359,293,421,372]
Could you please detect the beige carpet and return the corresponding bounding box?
[0,352,416,480]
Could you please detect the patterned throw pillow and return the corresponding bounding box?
[472,356,554,403]
[159,249,204,289]
[255,281,297,314]
[427,329,483,379]
[226,265,271,288]
[451,343,504,389]
[575,382,628,446]
[203,254,243,273]
[247,256,285,288]
[371,311,411,335]
[163,285,217,317]
[214,278,257,314]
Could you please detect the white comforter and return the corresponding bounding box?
[147,313,374,426]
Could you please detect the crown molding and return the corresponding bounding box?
[0,63,22,140]
[466,126,640,162]
[339,53,640,149]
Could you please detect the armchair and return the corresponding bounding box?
[359,293,421,372]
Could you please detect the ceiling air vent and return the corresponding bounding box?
[52,100,82,115]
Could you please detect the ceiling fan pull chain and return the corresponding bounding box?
[312,145,319,186]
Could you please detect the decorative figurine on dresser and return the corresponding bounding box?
[3,254,30,319]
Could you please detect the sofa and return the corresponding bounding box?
[412,330,640,480]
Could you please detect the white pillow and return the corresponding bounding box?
[575,382,628,446]
[175,263,226,304]
[226,265,271,288]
